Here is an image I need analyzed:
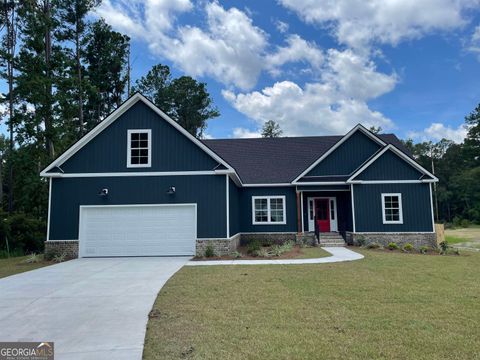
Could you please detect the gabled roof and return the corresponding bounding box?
[291,124,386,183]
[203,133,409,184]
[40,93,235,177]
[347,144,438,183]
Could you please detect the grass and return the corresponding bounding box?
[445,225,480,250]
[296,246,330,259]
[144,249,480,360]
[0,255,52,279]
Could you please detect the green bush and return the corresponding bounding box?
[255,248,270,257]
[444,222,455,229]
[387,242,399,250]
[452,216,462,228]
[439,241,449,255]
[403,243,414,252]
[460,219,470,228]
[356,236,366,247]
[0,211,46,255]
[366,242,381,249]
[231,251,242,259]
[23,253,43,263]
[0,249,24,258]
[204,244,216,258]
[420,246,429,254]
[246,240,262,254]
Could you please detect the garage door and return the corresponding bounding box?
[79,204,196,257]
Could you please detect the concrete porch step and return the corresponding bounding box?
[319,242,346,247]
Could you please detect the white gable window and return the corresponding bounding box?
[127,129,151,168]
[252,196,286,225]
[381,193,403,224]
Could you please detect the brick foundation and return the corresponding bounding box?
[346,232,437,248]
[240,232,296,246]
[44,240,79,259]
[196,233,241,257]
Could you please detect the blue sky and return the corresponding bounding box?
[99,1,479,142]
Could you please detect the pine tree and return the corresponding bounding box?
[262,120,283,138]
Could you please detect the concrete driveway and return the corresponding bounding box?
[0,257,190,359]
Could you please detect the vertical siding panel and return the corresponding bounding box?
[357,150,423,180]
[354,183,432,232]
[50,175,226,240]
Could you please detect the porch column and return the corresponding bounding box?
[296,191,302,234]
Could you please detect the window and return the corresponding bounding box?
[381,193,403,224]
[127,129,151,167]
[252,196,286,224]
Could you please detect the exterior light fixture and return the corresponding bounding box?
[98,188,109,197]
[167,186,176,195]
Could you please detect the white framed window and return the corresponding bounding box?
[381,193,403,224]
[127,129,151,168]
[252,196,286,225]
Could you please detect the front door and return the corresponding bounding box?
[315,198,330,232]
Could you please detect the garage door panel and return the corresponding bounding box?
[79,205,196,257]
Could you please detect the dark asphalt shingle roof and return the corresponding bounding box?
[202,134,410,184]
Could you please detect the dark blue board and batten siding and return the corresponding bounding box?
[353,183,433,232]
[49,175,227,241]
[55,101,220,173]
[239,187,297,233]
[355,149,423,180]
[304,131,381,177]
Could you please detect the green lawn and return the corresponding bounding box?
[445,225,480,250]
[295,246,330,258]
[144,249,480,360]
[0,256,52,279]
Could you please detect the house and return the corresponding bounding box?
[41,93,438,258]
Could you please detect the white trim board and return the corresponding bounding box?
[41,93,235,176]
[43,170,232,178]
[47,178,52,241]
[347,144,438,183]
[292,124,386,184]
[226,174,230,238]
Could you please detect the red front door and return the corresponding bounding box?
[315,199,330,232]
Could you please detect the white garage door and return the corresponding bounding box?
[79,204,196,257]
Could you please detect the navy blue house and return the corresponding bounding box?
[41,93,438,257]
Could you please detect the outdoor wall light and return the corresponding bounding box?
[98,188,109,197]
[167,186,176,195]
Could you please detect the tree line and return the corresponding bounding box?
[0,0,218,255]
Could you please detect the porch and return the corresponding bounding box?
[296,185,354,244]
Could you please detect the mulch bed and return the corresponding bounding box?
[193,245,314,261]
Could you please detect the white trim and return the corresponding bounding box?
[307,196,338,232]
[381,193,403,224]
[251,195,287,225]
[78,203,197,258]
[429,183,435,232]
[292,124,386,183]
[243,183,292,187]
[238,231,296,235]
[41,93,235,176]
[349,180,436,184]
[43,170,231,178]
[294,182,347,185]
[347,144,439,183]
[351,184,356,233]
[300,191,304,233]
[299,189,350,192]
[226,174,230,238]
[127,129,151,168]
[46,178,52,241]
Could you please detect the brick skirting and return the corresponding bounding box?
[44,240,79,259]
[346,232,437,249]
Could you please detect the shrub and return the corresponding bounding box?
[52,253,67,263]
[460,219,470,228]
[0,212,46,255]
[246,240,262,254]
[444,222,455,230]
[403,243,414,252]
[204,244,216,258]
[366,242,381,249]
[261,238,274,247]
[255,248,270,258]
[420,246,429,254]
[44,246,63,261]
[439,241,449,255]
[0,249,24,259]
[356,236,366,247]
[452,216,463,228]
[231,251,242,259]
[24,253,43,263]
[387,242,399,250]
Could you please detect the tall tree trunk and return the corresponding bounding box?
[44,0,54,158]
[75,12,84,136]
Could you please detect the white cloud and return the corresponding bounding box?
[275,20,289,33]
[278,0,479,49]
[468,25,480,59]
[232,127,262,138]
[265,34,323,76]
[224,49,397,136]
[408,123,468,144]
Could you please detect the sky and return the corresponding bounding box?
[96,0,480,142]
